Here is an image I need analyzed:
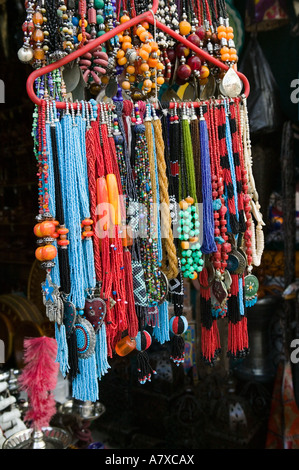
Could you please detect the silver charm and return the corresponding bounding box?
[219,67,242,98]
[41,273,63,324]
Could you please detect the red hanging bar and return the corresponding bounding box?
[26,0,250,107]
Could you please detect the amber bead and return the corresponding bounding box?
[139,31,150,42]
[32,28,44,42]
[185,196,194,204]
[120,14,130,23]
[200,65,210,78]
[116,49,125,59]
[42,244,57,260]
[33,11,43,25]
[181,241,190,250]
[179,20,191,36]
[148,57,158,68]
[156,76,164,85]
[34,223,43,238]
[140,62,149,72]
[121,80,130,90]
[179,200,189,210]
[115,336,136,356]
[33,47,45,60]
[122,41,132,51]
[126,65,135,74]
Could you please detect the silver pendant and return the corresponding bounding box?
[219,67,242,98]
[41,273,63,324]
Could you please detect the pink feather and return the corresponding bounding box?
[19,337,59,430]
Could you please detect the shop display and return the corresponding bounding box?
[14,0,264,405]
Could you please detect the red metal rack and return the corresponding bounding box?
[26,0,250,108]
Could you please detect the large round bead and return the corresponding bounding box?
[169,315,188,335]
[17,46,34,63]
[135,331,152,352]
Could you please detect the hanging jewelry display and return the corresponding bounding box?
[19,0,265,404]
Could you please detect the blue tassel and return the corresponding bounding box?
[55,323,70,378]
[152,301,170,344]
[199,117,217,254]
[95,323,110,379]
[72,354,99,402]
[246,296,257,308]
[238,277,245,316]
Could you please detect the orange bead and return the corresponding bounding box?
[121,80,130,90]
[120,14,130,23]
[129,74,135,83]
[220,46,229,54]
[57,227,69,235]
[227,32,234,40]
[141,21,149,30]
[229,48,237,54]
[122,35,132,43]
[82,218,93,226]
[77,33,83,42]
[229,53,238,62]
[139,49,149,60]
[140,62,149,72]
[185,196,194,204]
[156,76,164,85]
[200,65,210,78]
[126,65,135,74]
[139,30,150,42]
[179,200,189,210]
[32,28,44,42]
[116,49,125,59]
[141,43,152,53]
[42,244,57,260]
[79,19,88,27]
[122,41,132,51]
[189,237,199,243]
[148,57,158,68]
[221,53,230,62]
[218,31,227,40]
[39,220,56,237]
[217,25,226,33]
[57,239,70,246]
[82,230,94,237]
[35,246,45,261]
[118,34,124,43]
[143,79,152,89]
[191,272,198,280]
[118,57,127,65]
[179,20,191,36]
[136,25,145,36]
[157,62,164,71]
[115,335,136,356]
[181,241,190,250]
[149,41,158,52]
[226,26,234,33]
[34,223,43,238]
[101,75,109,84]
[33,12,43,24]
[33,48,45,60]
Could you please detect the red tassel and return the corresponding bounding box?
[199,268,221,364]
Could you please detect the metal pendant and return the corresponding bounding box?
[212,275,228,307]
[74,316,96,359]
[84,297,106,333]
[41,273,63,324]
[219,67,242,98]
[244,274,259,301]
[223,269,232,293]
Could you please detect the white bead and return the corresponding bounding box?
[17,46,34,63]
